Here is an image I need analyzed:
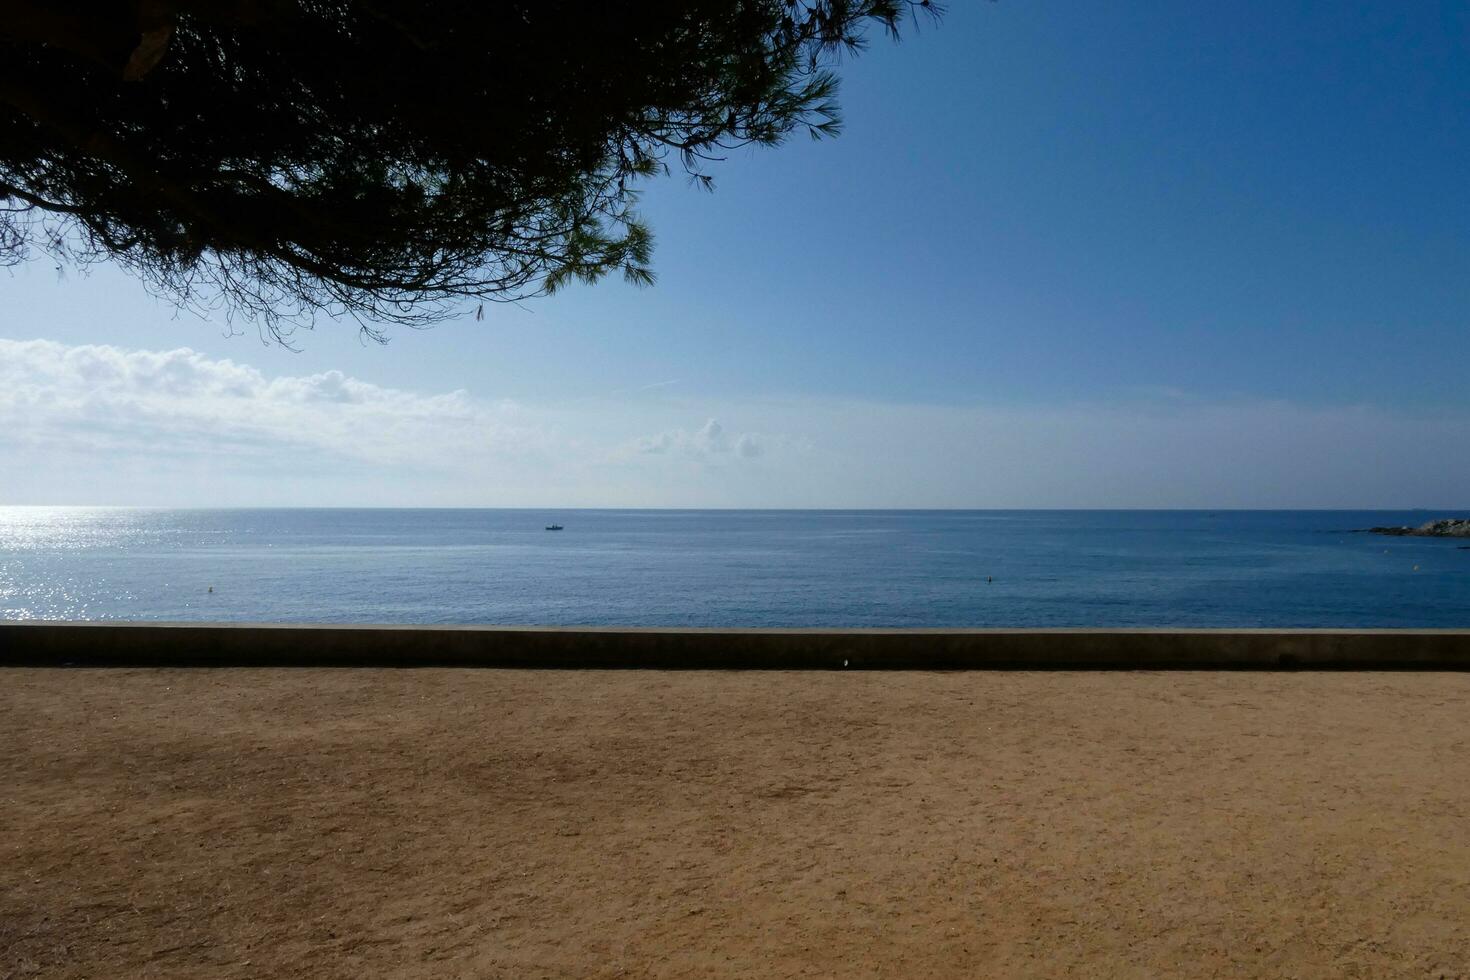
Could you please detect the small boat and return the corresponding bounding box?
[545,523,564,531]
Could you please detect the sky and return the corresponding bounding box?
[2,1,1468,507]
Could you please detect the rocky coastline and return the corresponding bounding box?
[1360,518,1470,539]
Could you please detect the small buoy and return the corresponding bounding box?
[987,576,992,584]
[1413,565,1420,571]
[207,586,213,593]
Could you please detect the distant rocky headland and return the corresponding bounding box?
[1359,518,1470,538]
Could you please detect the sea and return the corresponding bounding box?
[1,508,1466,628]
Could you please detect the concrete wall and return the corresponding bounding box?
[3,621,1470,668]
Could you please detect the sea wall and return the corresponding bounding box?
[3,621,1470,668]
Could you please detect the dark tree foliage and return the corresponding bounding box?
[0,1,939,340]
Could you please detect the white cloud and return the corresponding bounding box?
[630,418,765,459]
[2,337,1468,508]
[0,338,531,467]
[0,338,787,506]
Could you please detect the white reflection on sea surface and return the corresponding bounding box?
[0,507,152,619]
[0,506,150,550]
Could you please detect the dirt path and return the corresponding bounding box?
[4,669,1469,978]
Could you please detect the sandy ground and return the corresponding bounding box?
[3,669,1470,979]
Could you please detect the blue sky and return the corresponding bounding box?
[2,1,1468,506]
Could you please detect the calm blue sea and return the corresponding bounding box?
[1,508,1467,627]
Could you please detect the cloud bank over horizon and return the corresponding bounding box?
[1,337,1467,509]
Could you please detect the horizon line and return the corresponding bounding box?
[1,505,1465,513]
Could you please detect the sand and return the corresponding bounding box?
[3,668,1470,979]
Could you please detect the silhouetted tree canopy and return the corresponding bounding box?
[0,1,939,340]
